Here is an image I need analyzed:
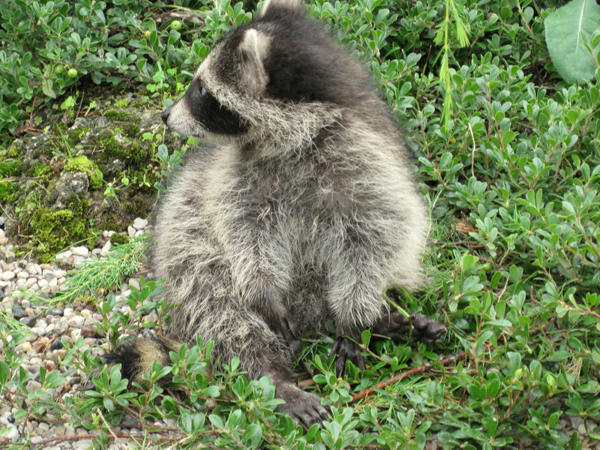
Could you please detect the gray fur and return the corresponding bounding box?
[125,0,437,427]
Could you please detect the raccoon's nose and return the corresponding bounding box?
[161,108,170,124]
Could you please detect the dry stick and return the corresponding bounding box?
[468,122,477,178]
[97,408,126,450]
[34,432,181,447]
[350,351,467,403]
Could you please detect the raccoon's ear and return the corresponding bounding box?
[260,0,304,18]
[239,28,270,95]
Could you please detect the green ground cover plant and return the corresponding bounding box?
[1,0,600,448]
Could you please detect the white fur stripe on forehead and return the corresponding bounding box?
[260,0,303,16]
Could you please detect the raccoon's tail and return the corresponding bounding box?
[106,337,180,383]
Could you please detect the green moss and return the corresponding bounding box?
[125,196,151,215]
[0,160,24,177]
[7,145,20,158]
[115,99,128,108]
[95,129,148,165]
[66,126,91,147]
[64,155,104,190]
[110,233,129,245]
[31,163,51,178]
[30,208,92,263]
[122,123,140,139]
[104,109,140,123]
[0,181,20,204]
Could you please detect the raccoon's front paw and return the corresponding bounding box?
[272,315,302,359]
[330,336,365,377]
[276,383,330,429]
[373,312,446,345]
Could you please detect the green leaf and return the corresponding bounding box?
[209,414,225,430]
[242,424,262,449]
[545,0,600,83]
[0,361,9,385]
[103,397,115,411]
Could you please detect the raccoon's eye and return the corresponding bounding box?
[200,85,208,96]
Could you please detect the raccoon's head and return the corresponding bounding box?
[162,0,373,150]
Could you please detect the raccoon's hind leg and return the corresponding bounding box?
[167,285,327,429]
[371,311,447,345]
[197,305,328,429]
[323,219,441,376]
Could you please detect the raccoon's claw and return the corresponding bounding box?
[409,313,447,344]
[330,336,365,377]
[273,315,302,359]
[276,382,330,429]
[373,312,446,344]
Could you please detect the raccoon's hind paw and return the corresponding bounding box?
[373,312,446,345]
[276,382,330,429]
[330,336,365,378]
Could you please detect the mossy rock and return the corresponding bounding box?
[66,126,92,148]
[0,160,24,177]
[110,233,130,245]
[0,181,20,203]
[31,163,51,178]
[7,145,21,158]
[104,109,141,123]
[64,155,104,190]
[29,208,94,263]
[93,128,150,167]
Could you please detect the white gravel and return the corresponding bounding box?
[0,217,167,449]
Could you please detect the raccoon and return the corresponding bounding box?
[110,0,446,428]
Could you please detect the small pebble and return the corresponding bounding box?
[1,271,15,281]
[71,246,89,257]
[11,307,27,318]
[20,317,37,327]
[133,217,148,230]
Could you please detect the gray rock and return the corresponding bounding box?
[67,316,85,328]
[54,269,67,278]
[25,263,40,275]
[20,316,37,327]
[11,307,27,318]
[43,271,56,282]
[73,439,94,450]
[71,246,89,257]
[3,425,18,442]
[25,380,42,393]
[133,217,148,230]
[54,172,89,209]
[1,271,15,281]
[4,251,15,263]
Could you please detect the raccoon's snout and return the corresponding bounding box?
[161,107,171,125]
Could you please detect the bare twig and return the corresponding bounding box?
[350,351,467,403]
[468,122,476,178]
[97,408,126,450]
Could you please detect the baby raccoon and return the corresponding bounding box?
[110,0,445,428]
